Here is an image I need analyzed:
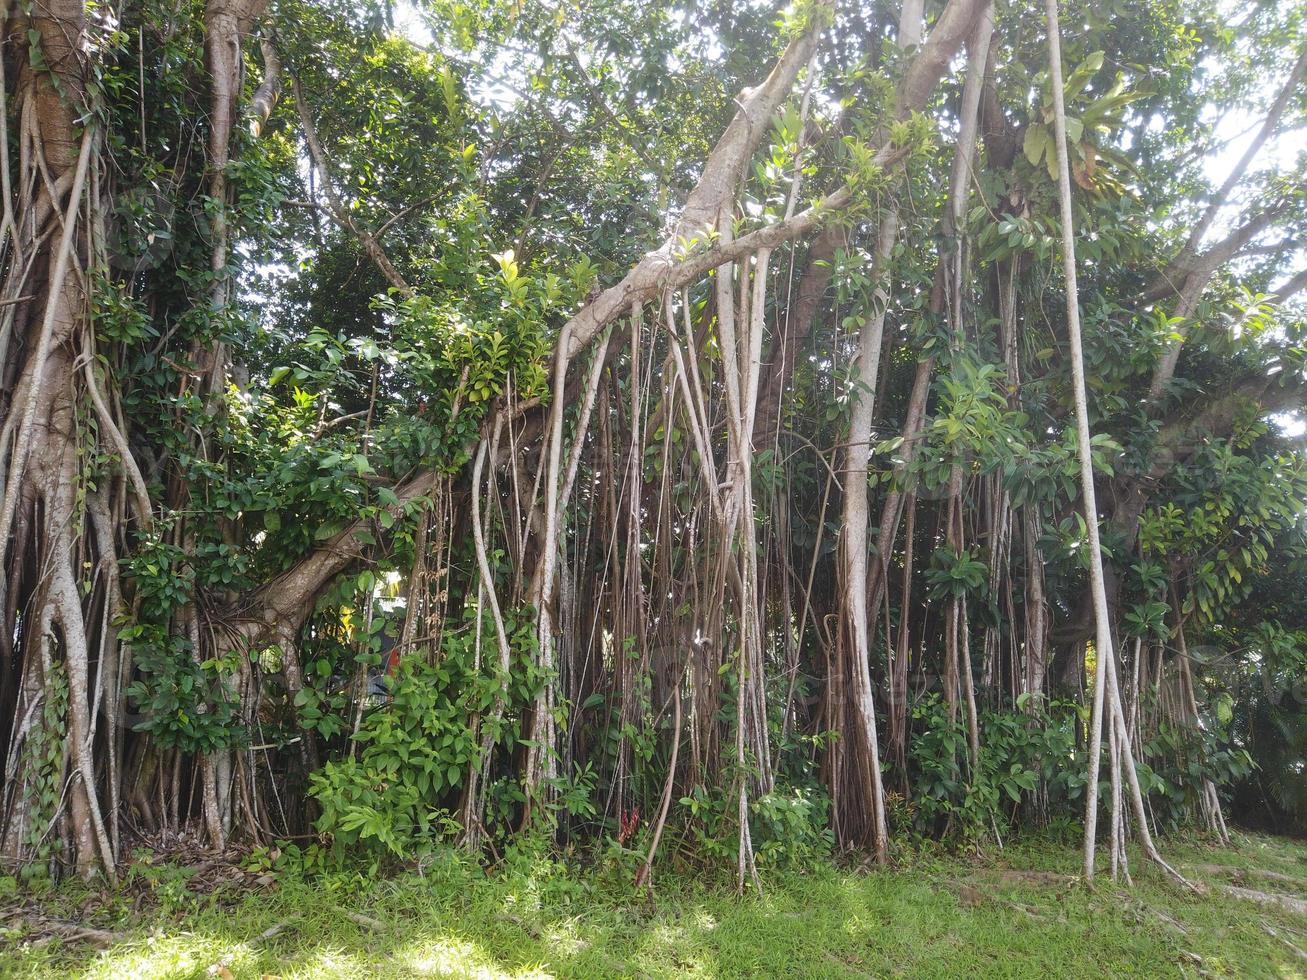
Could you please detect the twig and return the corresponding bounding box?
[21,917,124,947]
[256,920,295,942]
[343,909,386,931]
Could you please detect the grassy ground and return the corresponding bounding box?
[3,832,1307,978]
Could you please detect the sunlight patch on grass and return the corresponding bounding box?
[7,834,1307,978]
[690,908,718,931]
[400,935,542,978]
[78,932,255,980]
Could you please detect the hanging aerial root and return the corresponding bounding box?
[1042,0,1191,891]
[0,127,94,556]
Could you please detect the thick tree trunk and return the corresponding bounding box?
[831,0,989,854]
[836,212,896,859]
[0,1,117,879]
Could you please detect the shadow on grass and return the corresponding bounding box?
[5,833,1307,978]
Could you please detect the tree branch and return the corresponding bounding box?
[248,39,281,137]
[288,70,414,297]
[1179,46,1307,265]
[233,0,988,638]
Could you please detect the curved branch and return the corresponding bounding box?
[248,39,282,137]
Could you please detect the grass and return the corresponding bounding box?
[4,832,1307,978]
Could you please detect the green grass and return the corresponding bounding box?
[4,832,1307,978]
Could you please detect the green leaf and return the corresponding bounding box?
[1023,123,1047,166]
[1064,50,1104,101]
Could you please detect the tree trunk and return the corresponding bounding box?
[0,0,116,879]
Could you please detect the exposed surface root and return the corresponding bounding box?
[1220,884,1307,918]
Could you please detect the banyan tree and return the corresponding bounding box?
[1,0,1305,887]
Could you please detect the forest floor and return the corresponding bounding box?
[3,831,1307,978]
